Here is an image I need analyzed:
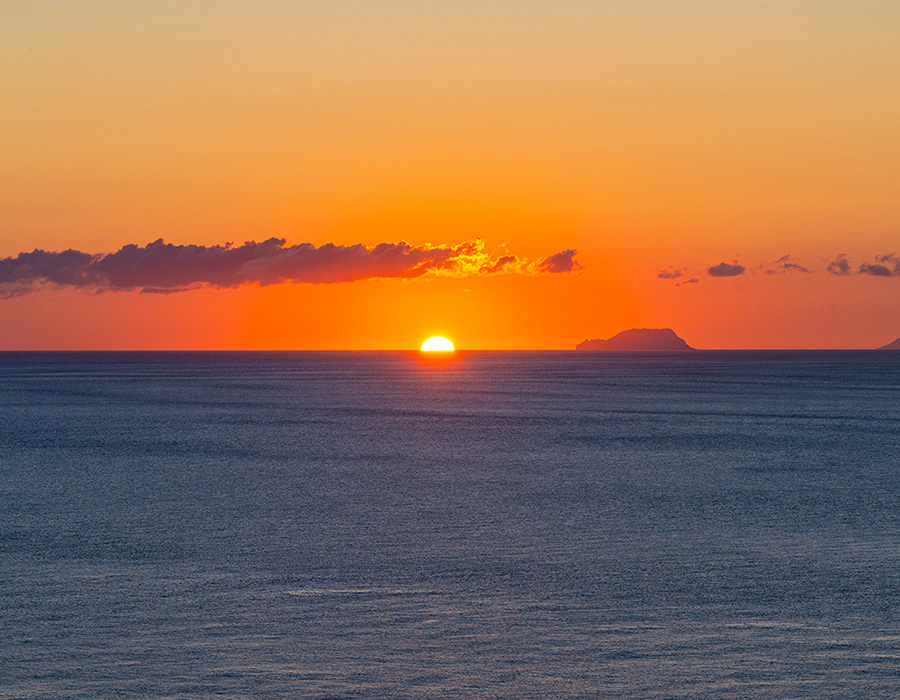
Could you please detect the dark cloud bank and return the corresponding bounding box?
[0,239,580,297]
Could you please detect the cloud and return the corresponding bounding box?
[480,255,518,274]
[825,254,852,276]
[538,249,582,274]
[663,252,900,283]
[858,262,894,277]
[763,255,812,275]
[656,266,698,286]
[0,248,97,294]
[858,253,900,277]
[0,239,581,297]
[707,262,745,277]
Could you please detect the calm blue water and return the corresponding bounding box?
[2,351,900,698]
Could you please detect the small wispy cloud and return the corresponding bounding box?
[662,251,900,284]
[538,249,583,274]
[825,254,852,276]
[479,255,518,274]
[858,253,900,277]
[707,262,746,277]
[763,255,813,275]
[0,238,582,297]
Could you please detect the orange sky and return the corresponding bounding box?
[2,1,900,349]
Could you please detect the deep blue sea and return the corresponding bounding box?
[2,351,900,699]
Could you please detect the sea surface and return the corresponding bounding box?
[2,350,900,699]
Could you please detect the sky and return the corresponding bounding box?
[2,0,900,349]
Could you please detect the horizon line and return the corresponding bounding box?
[0,347,896,353]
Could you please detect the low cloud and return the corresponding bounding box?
[763,255,812,275]
[707,262,746,277]
[538,249,583,274]
[859,253,900,277]
[825,254,852,276]
[480,255,518,274]
[662,251,900,283]
[859,262,894,277]
[0,238,581,297]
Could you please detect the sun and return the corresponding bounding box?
[421,336,455,352]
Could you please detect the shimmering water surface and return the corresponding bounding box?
[2,351,900,698]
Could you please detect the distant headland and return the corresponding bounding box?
[576,328,694,351]
[878,338,900,350]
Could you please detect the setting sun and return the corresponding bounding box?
[421,336,455,352]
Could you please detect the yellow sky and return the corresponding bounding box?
[2,1,900,348]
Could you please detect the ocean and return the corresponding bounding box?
[2,350,899,698]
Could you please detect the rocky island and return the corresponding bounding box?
[576,328,693,351]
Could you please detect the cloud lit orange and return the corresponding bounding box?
[0,239,580,297]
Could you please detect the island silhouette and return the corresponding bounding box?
[576,328,693,351]
[878,338,900,350]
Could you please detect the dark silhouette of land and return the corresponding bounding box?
[576,328,693,351]
[878,338,900,350]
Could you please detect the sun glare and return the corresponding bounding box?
[421,336,455,352]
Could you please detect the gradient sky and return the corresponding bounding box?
[3,0,900,349]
